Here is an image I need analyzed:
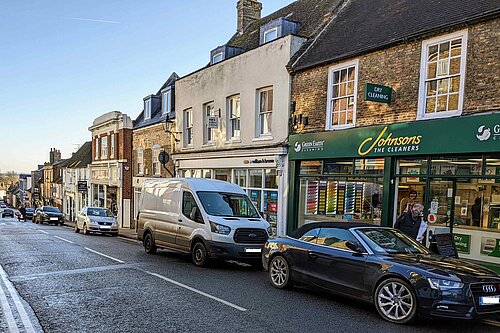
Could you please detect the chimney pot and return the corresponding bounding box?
[237,0,262,35]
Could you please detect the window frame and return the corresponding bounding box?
[94,137,99,159]
[162,89,171,115]
[110,134,115,158]
[100,136,108,160]
[263,27,278,43]
[325,59,358,131]
[137,148,144,175]
[257,86,273,137]
[227,94,241,141]
[417,29,468,120]
[152,145,161,176]
[144,99,151,120]
[212,52,223,64]
[203,101,217,145]
[183,108,193,147]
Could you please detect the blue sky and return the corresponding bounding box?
[0,0,293,173]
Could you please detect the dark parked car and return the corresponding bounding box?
[2,208,14,218]
[25,208,34,220]
[34,206,64,225]
[263,222,500,324]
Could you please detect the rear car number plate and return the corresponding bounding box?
[244,248,261,253]
[479,296,500,305]
[50,217,58,221]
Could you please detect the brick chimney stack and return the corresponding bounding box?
[49,148,61,164]
[237,0,262,35]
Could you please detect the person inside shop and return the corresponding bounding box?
[394,203,424,240]
[471,197,482,227]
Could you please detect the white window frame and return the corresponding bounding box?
[227,95,241,141]
[203,102,216,145]
[257,87,273,137]
[110,134,115,158]
[94,137,99,159]
[100,136,108,159]
[152,145,161,176]
[137,148,144,175]
[183,108,193,148]
[417,30,468,120]
[264,27,278,43]
[325,59,358,131]
[144,99,151,120]
[162,89,171,115]
[212,52,223,64]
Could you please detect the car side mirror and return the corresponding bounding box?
[190,207,203,223]
[346,241,364,253]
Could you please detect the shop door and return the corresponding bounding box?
[426,178,456,233]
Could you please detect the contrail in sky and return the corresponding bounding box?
[64,17,120,24]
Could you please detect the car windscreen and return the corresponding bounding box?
[26,208,34,212]
[87,208,113,217]
[356,228,431,255]
[197,191,260,218]
[44,207,60,213]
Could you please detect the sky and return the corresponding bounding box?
[0,0,293,173]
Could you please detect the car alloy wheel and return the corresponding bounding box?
[269,256,292,289]
[74,223,79,233]
[83,224,89,235]
[375,278,417,324]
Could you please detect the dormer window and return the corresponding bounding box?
[162,89,171,115]
[212,52,223,64]
[259,18,299,45]
[144,98,151,120]
[263,27,278,43]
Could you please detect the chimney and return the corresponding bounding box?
[49,148,62,164]
[237,0,262,35]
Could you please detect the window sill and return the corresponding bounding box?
[253,136,274,142]
[201,143,215,147]
[327,124,355,131]
[226,139,242,144]
[416,110,462,121]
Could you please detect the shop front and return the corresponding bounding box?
[288,112,500,264]
[174,148,288,235]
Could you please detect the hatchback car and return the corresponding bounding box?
[34,206,64,225]
[25,208,34,220]
[263,222,500,324]
[75,206,118,236]
[1,208,14,218]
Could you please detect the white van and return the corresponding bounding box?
[137,178,272,266]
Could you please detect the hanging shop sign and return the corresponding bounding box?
[77,181,88,193]
[363,83,392,104]
[289,113,500,160]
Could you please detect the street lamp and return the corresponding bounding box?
[163,114,181,142]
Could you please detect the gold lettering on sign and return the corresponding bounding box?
[358,127,422,156]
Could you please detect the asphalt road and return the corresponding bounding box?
[0,216,499,333]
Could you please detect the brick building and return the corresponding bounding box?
[287,0,500,265]
[132,73,178,224]
[89,111,133,229]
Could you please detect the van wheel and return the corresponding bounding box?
[144,232,157,254]
[74,224,80,233]
[192,242,209,267]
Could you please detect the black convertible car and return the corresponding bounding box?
[262,222,500,324]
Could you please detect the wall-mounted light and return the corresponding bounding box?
[163,114,181,142]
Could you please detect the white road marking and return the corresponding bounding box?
[144,270,247,312]
[38,229,49,235]
[84,247,125,263]
[0,265,36,333]
[54,236,74,244]
[0,278,20,333]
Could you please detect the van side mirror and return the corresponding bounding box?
[190,207,203,223]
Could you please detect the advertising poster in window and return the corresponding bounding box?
[480,237,500,258]
[453,234,470,254]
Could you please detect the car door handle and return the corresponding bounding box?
[178,219,182,222]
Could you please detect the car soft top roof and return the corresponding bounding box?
[289,222,378,239]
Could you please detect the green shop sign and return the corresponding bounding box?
[364,83,392,104]
[481,237,500,258]
[289,113,500,160]
[453,233,470,254]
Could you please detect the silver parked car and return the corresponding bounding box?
[75,206,118,236]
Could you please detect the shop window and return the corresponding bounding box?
[430,156,482,175]
[264,169,278,189]
[234,169,247,187]
[323,160,352,175]
[214,169,231,182]
[327,60,358,130]
[418,30,467,119]
[250,169,263,188]
[300,160,322,175]
[397,158,428,176]
[354,158,384,175]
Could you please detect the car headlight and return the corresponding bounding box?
[267,226,273,236]
[210,222,231,235]
[427,278,464,290]
[88,219,99,225]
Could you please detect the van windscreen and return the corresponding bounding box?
[197,192,260,218]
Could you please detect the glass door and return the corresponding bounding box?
[426,178,456,232]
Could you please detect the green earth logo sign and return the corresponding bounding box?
[476,125,491,141]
